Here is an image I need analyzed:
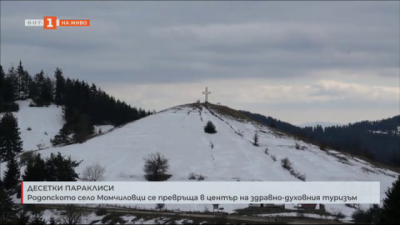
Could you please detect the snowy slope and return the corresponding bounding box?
[1,103,398,217]
[0,100,64,151]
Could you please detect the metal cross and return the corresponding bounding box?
[202,87,211,103]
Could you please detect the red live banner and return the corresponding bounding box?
[60,20,90,26]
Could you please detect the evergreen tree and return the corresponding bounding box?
[22,154,46,181]
[51,124,71,146]
[28,76,38,100]
[23,70,33,99]
[3,157,20,190]
[41,76,53,105]
[352,204,381,224]
[32,71,45,106]
[204,121,217,134]
[0,113,23,161]
[0,65,5,111]
[73,114,94,143]
[379,175,400,224]
[1,66,19,112]
[16,61,31,99]
[0,185,17,223]
[16,60,24,99]
[45,152,81,181]
[54,68,65,106]
[15,210,31,225]
[7,66,19,99]
[269,122,276,128]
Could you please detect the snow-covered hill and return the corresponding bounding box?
[1,103,398,219]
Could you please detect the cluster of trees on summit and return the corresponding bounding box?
[0,61,152,146]
[241,111,400,167]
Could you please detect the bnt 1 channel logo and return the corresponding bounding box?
[25,16,90,30]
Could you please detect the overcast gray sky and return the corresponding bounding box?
[1,1,399,124]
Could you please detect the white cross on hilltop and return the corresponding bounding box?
[202,87,211,103]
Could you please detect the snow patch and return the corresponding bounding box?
[11,100,64,151]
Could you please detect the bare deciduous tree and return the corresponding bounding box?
[37,143,45,150]
[156,203,165,211]
[143,152,170,181]
[60,204,85,225]
[82,162,106,181]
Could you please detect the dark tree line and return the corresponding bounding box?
[22,152,81,182]
[241,111,400,167]
[0,152,82,224]
[1,151,81,194]
[1,61,153,145]
[352,175,400,224]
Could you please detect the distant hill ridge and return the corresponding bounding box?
[241,110,400,167]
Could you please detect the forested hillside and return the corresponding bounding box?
[241,111,400,167]
[0,61,152,147]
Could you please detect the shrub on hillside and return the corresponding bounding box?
[281,158,292,171]
[82,162,106,181]
[143,152,171,181]
[36,143,45,150]
[290,170,306,181]
[253,132,259,146]
[188,173,206,181]
[204,121,217,134]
